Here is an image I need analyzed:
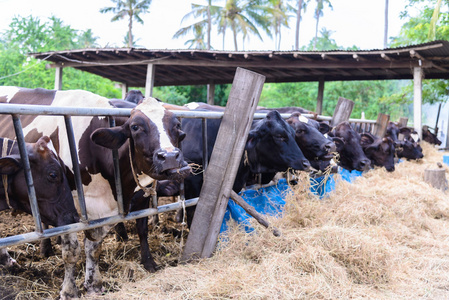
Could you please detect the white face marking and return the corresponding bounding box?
[135,97,175,151]
[411,133,419,142]
[298,115,309,123]
[184,102,200,110]
[0,86,20,103]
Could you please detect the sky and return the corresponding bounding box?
[0,0,411,51]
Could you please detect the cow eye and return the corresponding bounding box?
[47,171,58,181]
[131,124,139,131]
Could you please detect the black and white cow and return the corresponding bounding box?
[0,86,190,298]
[0,136,80,298]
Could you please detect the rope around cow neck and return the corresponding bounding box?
[128,143,157,198]
[2,138,14,209]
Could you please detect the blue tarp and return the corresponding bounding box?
[220,178,291,233]
[220,168,364,233]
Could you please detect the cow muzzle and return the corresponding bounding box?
[153,148,191,179]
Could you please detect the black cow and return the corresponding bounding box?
[386,122,424,160]
[329,122,371,171]
[181,110,310,226]
[124,89,144,104]
[360,132,396,172]
[422,126,442,145]
[286,112,336,173]
[0,136,80,294]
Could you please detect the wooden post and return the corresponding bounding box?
[145,63,155,98]
[413,66,423,140]
[121,83,128,99]
[181,68,265,262]
[330,97,354,127]
[54,67,63,90]
[372,113,390,138]
[398,117,408,127]
[207,81,215,105]
[424,163,448,191]
[316,78,325,115]
[230,191,280,237]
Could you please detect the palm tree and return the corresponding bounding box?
[429,0,442,40]
[384,0,389,48]
[267,0,290,50]
[100,0,152,47]
[313,0,332,50]
[294,0,310,50]
[174,1,221,50]
[218,0,271,50]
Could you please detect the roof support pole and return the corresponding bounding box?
[413,66,423,139]
[121,83,128,99]
[207,80,215,105]
[54,66,63,90]
[145,63,155,98]
[316,78,325,115]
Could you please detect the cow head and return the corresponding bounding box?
[245,110,310,173]
[331,122,371,172]
[286,113,336,169]
[0,136,79,227]
[396,138,424,160]
[422,126,442,145]
[91,97,190,181]
[124,90,144,105]
[360,132,395,172]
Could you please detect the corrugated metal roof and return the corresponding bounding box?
[30,40,449,87]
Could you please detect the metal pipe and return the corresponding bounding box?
[109,117,124,216]
[64,116,88,222]
[11,115,43,233]
[0,197,199,248]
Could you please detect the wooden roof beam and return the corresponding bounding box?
[321,53,339,61]
[353,54,368,62]
[293,53,314,61]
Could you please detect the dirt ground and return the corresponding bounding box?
[0,197,187,300]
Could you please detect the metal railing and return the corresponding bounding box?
[0,104,377,249]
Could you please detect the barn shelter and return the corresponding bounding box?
[30,40,449,138]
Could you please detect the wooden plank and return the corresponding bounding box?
[181,68,265,262]
[54,67,63,90]
[372,113,390,138]
[330,97,354,127]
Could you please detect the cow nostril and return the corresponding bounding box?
[157,151,167,161]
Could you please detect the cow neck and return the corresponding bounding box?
[128,142,157,198]
[1,138,14,209]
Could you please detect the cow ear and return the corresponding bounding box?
[318,122,331,135]
[399,127,411,135]
[360,133,375,147]
[331,137,344,152]
[245,130,260,150]
[0,156,22,175]
[91,125,130,150]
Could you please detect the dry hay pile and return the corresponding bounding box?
[2,141,449,299]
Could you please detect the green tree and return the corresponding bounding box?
[100,0,152,47]
[0,16,120,98]
[294,0,311,50]
[389,0,449,106]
